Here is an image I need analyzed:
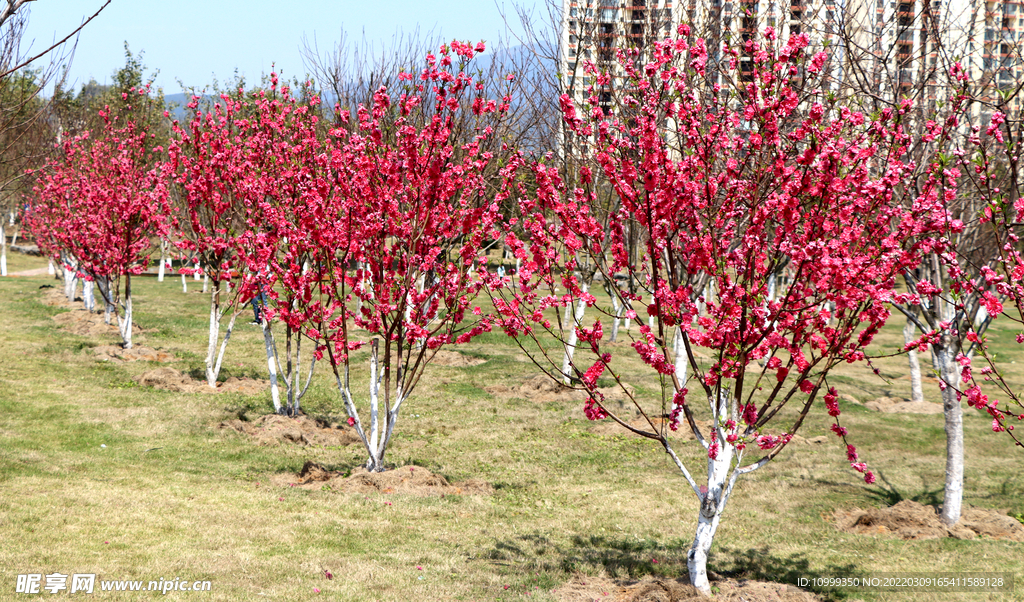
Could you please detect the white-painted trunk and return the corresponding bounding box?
[765,272,777,327]
[60,252,79,301]
[368,340,381,462]
[117,279,133,350]
[83,279,95,312]
[205,282,222,388]
[935,339,964,526]
[94,276,114,324]
[673,326,688,386]
[63,270,77,302]
[610,296,622,343]
[687,431,735,595]
[47,259,55,275]
[262,320,282,413]
[0,221,6,277]
[157,241,166,282]
[561,284,589,384]
[181,269,188,293]
[209,312,239,389]
[975,304,989,330]
[903,315,924,403]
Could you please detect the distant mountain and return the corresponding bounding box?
[161,44,560,151]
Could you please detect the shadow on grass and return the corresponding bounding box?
[718,545,864,600]
[807,471,943,509]
[484,533,866,600]
[862,469,943,508]
[484,532,687,579]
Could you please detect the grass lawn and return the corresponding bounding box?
[0,250,1021,601]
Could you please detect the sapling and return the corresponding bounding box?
[241,42,515,470]
[28,94,167,349]
[487,28,956,595]
[164,93,251,387]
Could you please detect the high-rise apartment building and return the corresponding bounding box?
[559,0,1022,119]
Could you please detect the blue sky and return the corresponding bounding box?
[22,0,545,94]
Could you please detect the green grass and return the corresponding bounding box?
[0,252,1022,601]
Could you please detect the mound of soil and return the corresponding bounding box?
[429,350,486,367]
[864,396,944,414]
[97,345,174,363]
[138,367,266,394]
[272,461,493,495]
[486,374,630,405]
[51,310,143,338]
[220,415,360,447]
[834,499,1024,541]
[555,574,821,602]
[42,287,76,308]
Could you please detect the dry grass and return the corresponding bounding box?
[0,251,1021,601]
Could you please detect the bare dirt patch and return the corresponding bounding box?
[429,350,486,367]
[9,267,50,277]
[139,367,266,394]
[219,414,360,447]
[51,309,143,338]
[487,374,631,405]
[97,345,174,363]
[863,396,944,414]
[42,287,76,308]
[834,499,1024,541]
[555,574,821,602]
[271,461,493,495]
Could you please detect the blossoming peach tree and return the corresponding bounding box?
[485,28,953,594]
[28,95,167,349]
[238,42,514,470]
[164,93,251,387]
[934,104,1024,448]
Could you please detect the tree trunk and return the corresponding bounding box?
[262,319,283,413]
[561,284,589,384]
[361,339,407,472]
[0,221,7,277]
[83,279,95,312]
[157,240,166,282]
[366,339,384,471]
[63,268,77,302]
[934,338,964,526]
[95,276,114,324]
[904,314,924,403]
[61,252,79,302]
[610,295,622,343]
[118,275,133,349]
[205,280,222,388]
[47,259,55,275]
[687,430,735,595]
[673,326,688,385]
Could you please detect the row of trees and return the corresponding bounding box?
[18,24,1024,600]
